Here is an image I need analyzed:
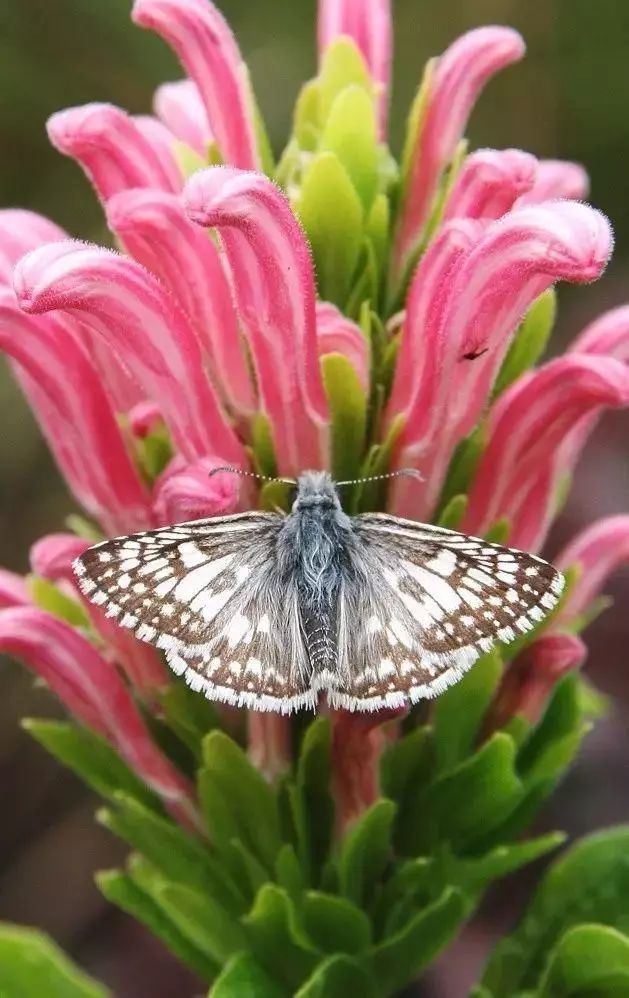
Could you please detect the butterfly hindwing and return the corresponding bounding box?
[74,512,314,710]
[329,513,564,711]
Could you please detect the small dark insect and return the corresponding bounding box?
[461,347,490,360]
[73,469,564,714]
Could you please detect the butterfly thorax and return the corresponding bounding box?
[276,472,354,675]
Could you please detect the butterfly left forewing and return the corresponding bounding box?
[329,512,564,711]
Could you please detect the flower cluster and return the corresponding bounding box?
[1,0,629,835]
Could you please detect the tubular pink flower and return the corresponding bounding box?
[0,289,151,533]
[486,633,587,732]
[0,607,196,822]
[393,27,525,283]
[0,210,66,280]
[184,167,329,474]
[317,0,392,138]
[106,188,255,418]
[14,241,246,466]
[518,159,589,206]
[30,534,91,584]
[153,455,239,524]
[443,148,537,221]
[462,356,629,549]
[47,103,181,201]
[554,516,629,624]
[316,301,369,391]
[0,570,30,609]
[154,79,212,156]
[133,0,261,169]
[389,201,614,519]
[570,304,629,362]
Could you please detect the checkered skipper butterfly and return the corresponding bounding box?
[73,469,564,713]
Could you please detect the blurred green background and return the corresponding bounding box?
[0,2,628,996]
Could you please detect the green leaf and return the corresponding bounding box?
[0,924,108,998]
[294,80,322,151]
[28,575,91,630]
[134,421,174,483]
[539,924,629,997]
[275,844,306,899]
[159,682,220,756]
[97,869,216,982]
[482,827,629,994]
[493,289,557,397]
[321,85,378,210]
[353,413,405,514]
[212,952,287,998]
[321,353,367,481]
[318,38,372,124]
[173,139,207,179]
[290,717,334,883]
[251,412,278,479]
[437,493,468,530]
[366,193,390,276]
[400,58,435,192]
[375,857,435,937]
[517,673,583,782]
[243,885,319,989]
[295,955,377,998]
[23,719,158,810]
[433,650,503,772]
[97,793,246,914]
[450,832,566,896]
[65,514,103,542]
[418,733,523,853]
[297,152,363,307]
[338,799,396,908]
[129,855,246,968]
[371,887,466,992]
[199,730,281,871]
[484,518,511,545]
[301,892,371,954]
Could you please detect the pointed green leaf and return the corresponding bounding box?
[539,924,629,997]
[212,952,287,998]
[338,799,396,907]
[433,650,503,772]
[65,514,103,542]
[251,412,278,479]
[318,38,372,123]
[291,717,334,883]
[297,152,363,307]
[23,719,158,810]
[321,353,367,481]
[0,925,109,998]
[97,793,245,914]
[366,192,390,275]
[371,887,466,992]
[400,59,435,190]
[97,869,216,982]
[199,730,281,871]
[275,844,306,899]
[484,518,511,545]
[493,289,556,398]
[295,955,377,998]
[437,493,468,530]
[517,674,581,780]
[483,827,629,994]
[375,857,435,937]
[321,85,378,210]
[301,892,371,954]
[159,682,219,756]
[294,80,322,151]
[450,832,566,896]
[243,885,319,989]
[438,424,486,513]
[28,576,91,630]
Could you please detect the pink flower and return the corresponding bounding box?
[1,0,627,815]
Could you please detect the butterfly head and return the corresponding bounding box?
[293,470,340,511]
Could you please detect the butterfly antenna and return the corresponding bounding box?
[335,468,424,487]
[208,466,297,486]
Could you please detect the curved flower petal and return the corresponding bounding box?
[153,78,212,155]
[153,455,239,524]
[570,304,629,362]
[30,533,91,584]
[133,0,261,169]
[317,0,392,138]
[0,210,66,281]
[47,103,181,201]
[106,188,255,417]
[0,288,151,533]
[487,633,586,732]
[14,241,246,466]
[184,167,329,473]
[462,356,629,549]
[443,148,537,221]
[0,606,196,823]
[128,400,163,438]
[518,159,589,206]
[389,201,614,519]
[0,570,30,609]
[393,26,525,283]
[316,301,369,391]
[555,515,629,623]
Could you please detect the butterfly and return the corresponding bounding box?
[73,469,564,714]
